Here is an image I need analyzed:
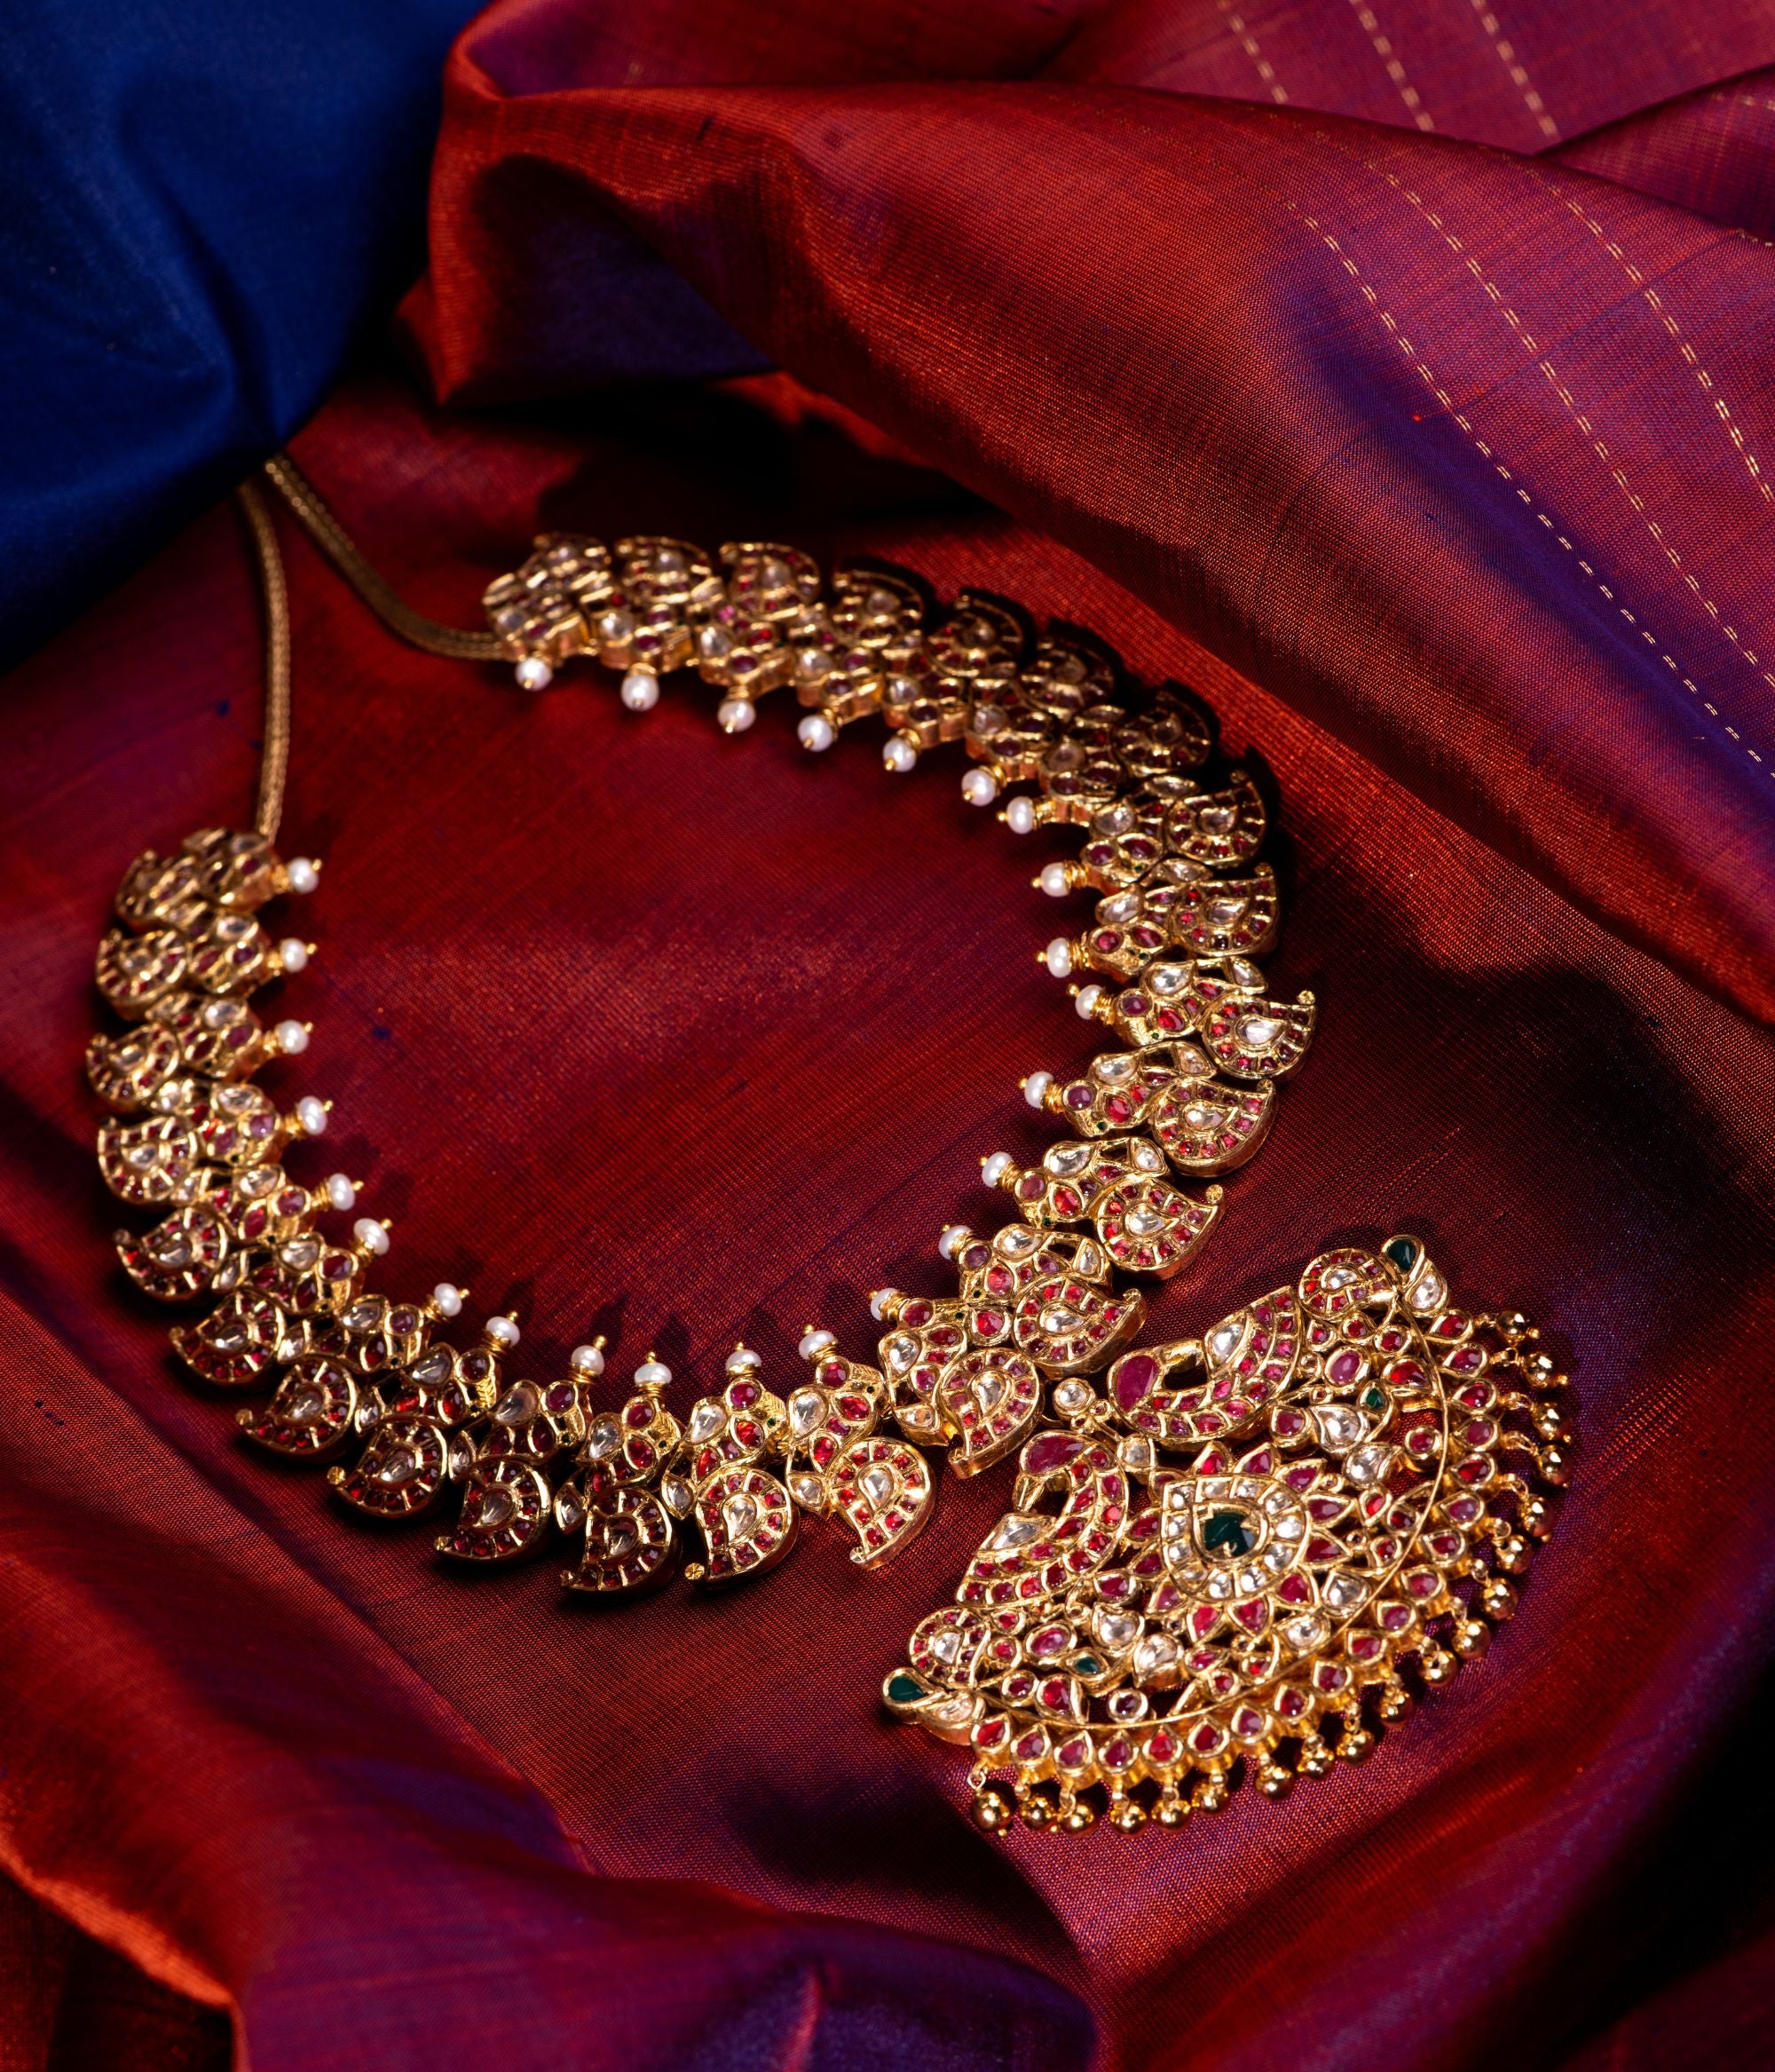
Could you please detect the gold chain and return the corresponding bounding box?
[258,454,503,662]
[234,482,294,844]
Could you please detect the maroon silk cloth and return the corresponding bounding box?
[4,2,1775,2068]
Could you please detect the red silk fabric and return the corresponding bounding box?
[5,2,1775,2068]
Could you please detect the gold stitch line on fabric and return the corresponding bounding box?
[1289,202,1771,779]
[1218,0,1290,106]
[1355,155,1775,727]
[1528,167,1773,513]
[1464,0,1560,143]
[1345,0,1436,132]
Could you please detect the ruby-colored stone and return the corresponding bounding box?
[1328,1350,1362,1384]
[1023,1430,1085,1475]
[1349,1633,1384,1660]
[1277,1573,1311,1604]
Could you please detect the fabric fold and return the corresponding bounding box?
[410,58,1775,1019]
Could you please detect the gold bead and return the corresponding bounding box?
[1061,1799,1098,1835]
[1452,1618,1491,1659]
[1257,1762,1294,1801]
[1376,1680,1414,1724]
[1192,1772,1230,1812]
[1337,1727,1377,1764]
[1153,1790,1190,1828]
[1496,1534,1533,1575]
[1108,1795,1148,1833]
[971,1785,1014,1833]
[1539,1443,1572,1486]
[1297,1734,1336,1779]
[1420,1647,1458,1686]
[1018,1789,1058,1832]
[1523,1495,1556,1541]
[1482,1577,1519,1621]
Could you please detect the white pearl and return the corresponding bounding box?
[881,736,917,773]
[295,1095,328,1137]
[1045,937,1074,978]
[1074,983,1104,1020]
[724,1346,761,1374]
[960,768,998,807]
[716,697,756,734]
[275,1019,309,1056]
[937,1224,970,1261]
[353,1216,390,1257]
[485,1315,521,1348]
[324,1173,356,1212]
[515,656,553,692]
[620,668,659,711]
[798,1327,834,1360]
[431,1282,463,1319]
[635,1357,672,1388]
[1005,797,1036,835]
[868,1287,900,1322]
[1038,862,1071,898]
[570,1342,605,1375]
[797,713,835,753]
[278,937,309,973]
[1023,1070,1053,1109]
[287,857,320,894]
[981,1151,1014,1187]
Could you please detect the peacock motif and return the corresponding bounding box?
[881,1234,1568,1834]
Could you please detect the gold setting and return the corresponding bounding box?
[78,475,1565,1841]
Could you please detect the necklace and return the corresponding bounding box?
[88,457,1567,1839]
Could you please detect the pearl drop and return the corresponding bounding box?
[1045,937,1073,977]
[1038,862,1071,898]
[287,857,320,894]
[797,1328,834,1360]
[515,656,553,692]
[1074,983,1103,1020]
[635,1357,672,1388]
[353,1217,390,1257]
[724,1346,761,1374]
[868,1287,900,1322]
[275,1019,309,1056]
[798,714,835,752]
[570,1342,605,1375]
[278,937,309,973]
[1005,797,1036,835]
[981,1151,1014,1187]
[431,1282,463,1318]
[881,736,917,773]
[620,669,659,711]
[960,768,998,807]
[485,1315,521,1348]
[295,1095,328,1136]
[716,697,756,733]
[1022,1070,1053,1109]
[324,1173,356,1212]
[937,1224,970,1261]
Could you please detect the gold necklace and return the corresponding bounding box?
[88,456,1567,1839]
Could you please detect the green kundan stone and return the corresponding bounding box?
[886,1672,926,1705]
[1203,1508,1256,1556]
[1384,1237,1419,1272]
